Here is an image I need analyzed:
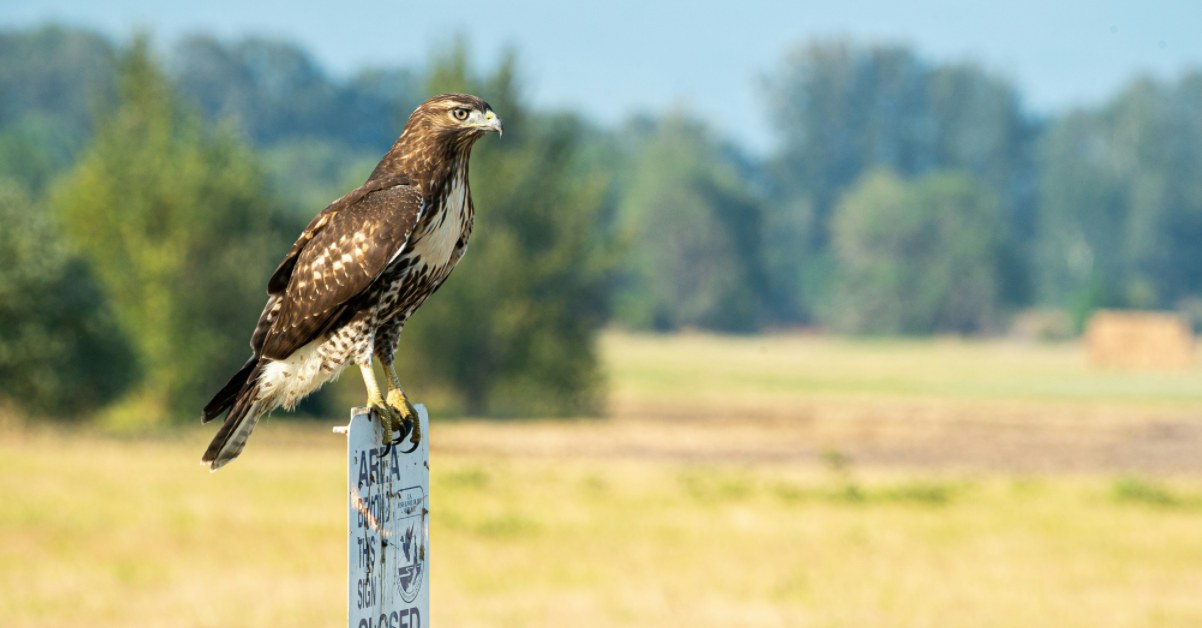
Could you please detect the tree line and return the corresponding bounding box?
[2,25,1200,422]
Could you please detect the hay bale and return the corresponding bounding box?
[1084,310,1194,370]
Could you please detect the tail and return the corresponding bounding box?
[201,363,266,471]
[202,357,258,423]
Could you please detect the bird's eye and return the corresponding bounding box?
[452,108,470,121]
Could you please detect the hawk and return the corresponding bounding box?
[201,93,502,471]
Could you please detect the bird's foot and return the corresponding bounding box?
[386,388,421,453]
[368,395,407,452]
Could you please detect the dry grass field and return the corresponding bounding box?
[3,331,1202,626]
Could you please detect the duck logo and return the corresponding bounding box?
[395,520,424,603]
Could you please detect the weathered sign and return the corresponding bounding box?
[339,406,429,628]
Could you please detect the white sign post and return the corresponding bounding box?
[338,405,430,628]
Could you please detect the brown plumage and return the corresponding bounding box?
[201,93,502,470]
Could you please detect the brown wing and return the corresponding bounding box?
[256,178,424,360]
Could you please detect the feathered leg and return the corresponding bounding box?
[371,320,418,449]
[378,353,420,449]
[360,362,408,446]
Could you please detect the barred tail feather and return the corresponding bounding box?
[202,383,267,471]
[201,358,258,423]
[201,340,341,470]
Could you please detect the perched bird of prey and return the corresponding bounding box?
[201,93,502,470]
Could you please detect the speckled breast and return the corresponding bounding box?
[368,174,474,327]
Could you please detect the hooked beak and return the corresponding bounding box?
[481,110,503,137]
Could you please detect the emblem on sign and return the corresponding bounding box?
[395,518,424,603]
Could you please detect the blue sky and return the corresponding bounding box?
[5,0,1201,153]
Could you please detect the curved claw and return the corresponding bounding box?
[369,402,406,448]
[387,417,412,449]
[389,411,418,453]
[380,413,417,454]
[372,418,419,455]
[385,388,421,449]
[397,434,419,454]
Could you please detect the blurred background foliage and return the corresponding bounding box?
[53,36,286,425]
[2,25,1202,423]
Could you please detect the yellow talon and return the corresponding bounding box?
[360,363,404,444]
[378,355,421,447]
[386,387,419,444]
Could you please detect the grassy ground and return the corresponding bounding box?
[598,332,1202,473]
[602,331,1202,412]
[3,332,1202,626]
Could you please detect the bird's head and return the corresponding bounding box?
[371,93,504,182]
[406,93,503,144]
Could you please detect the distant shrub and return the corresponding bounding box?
[1111,476,1191,508]
[0,183,136,417]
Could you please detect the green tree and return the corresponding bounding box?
[0,182,135,417]
[1035,73,1202,326]
[52,37,284,423]
[0,115,81,196]
[763,40,1036,320]
[0,26,119,196]
[0,25,117,143]
[613,114,771,331]
[395,43,613,416]
[258,138,379,217]
[827,170,1005,334]
[170,35,421,152]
